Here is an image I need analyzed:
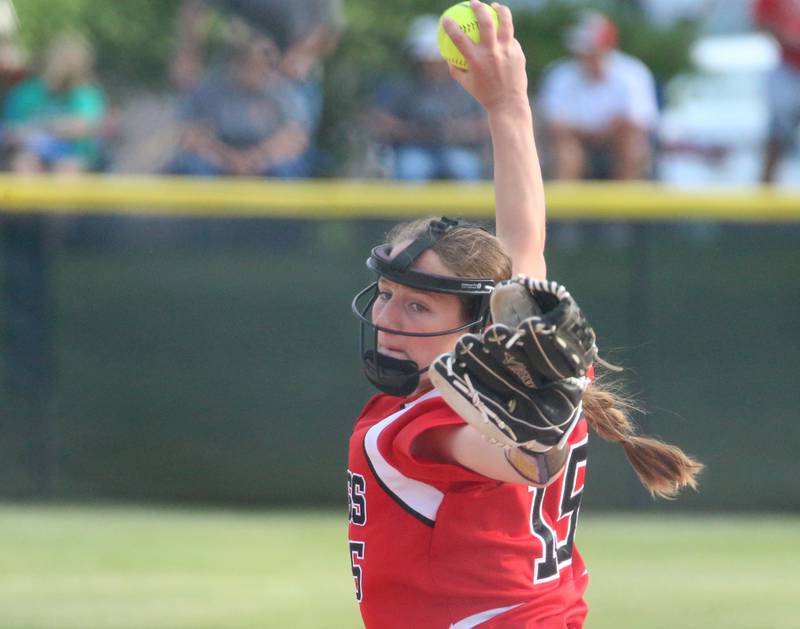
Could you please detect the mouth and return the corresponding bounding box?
[378,346,409,360]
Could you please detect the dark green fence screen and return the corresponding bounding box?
[2,215,798,511]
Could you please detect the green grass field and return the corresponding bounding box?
[0,504,797,629]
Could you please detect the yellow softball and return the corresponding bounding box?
[438,1,500,70]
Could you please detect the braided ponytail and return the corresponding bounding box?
[582,379,703,499]
[385,216,702,498]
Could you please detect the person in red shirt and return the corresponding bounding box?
[754,0,800,183]
[347,3,702,627]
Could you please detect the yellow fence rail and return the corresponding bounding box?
[1,174,799,221]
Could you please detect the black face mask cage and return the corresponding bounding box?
[350,218,496,396]
[351,282,491,338]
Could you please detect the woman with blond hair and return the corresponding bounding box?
[346,3,701,627]
[3,32,106,173]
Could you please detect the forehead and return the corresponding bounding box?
[389,239,453,276]
[378,241,456,298]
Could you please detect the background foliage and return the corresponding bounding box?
[12,0,697,85]
[12,0,182,89]
[10,0,698,171]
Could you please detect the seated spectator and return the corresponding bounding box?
[0,37,27,96]
[166,34,312,177]
[171,0,341,93]
[2,33,106,173]
[754,0,800,184]
[170,0,341,173]
[538,11,658,180]
[366,15,490,181]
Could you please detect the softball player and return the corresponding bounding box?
[347,3,701,627]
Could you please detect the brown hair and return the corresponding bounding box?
[387,216,703,498]
[41,32,95,92]
[387,217,512,283]
[581,375,703,498]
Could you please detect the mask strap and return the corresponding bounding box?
[388,217,461,272]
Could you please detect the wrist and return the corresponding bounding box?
[506,445,568,486]
[486,96,532,123]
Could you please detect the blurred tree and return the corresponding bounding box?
[319,0,698,174]
[12,0,696,88]
[9,0,697,173]
[13,0,182,88]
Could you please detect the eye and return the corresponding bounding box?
[408,302,429,313]
[376,290,391,302]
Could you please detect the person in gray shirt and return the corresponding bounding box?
[367,15,490,181]
[167,35,311,177]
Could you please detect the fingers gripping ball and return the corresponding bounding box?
[438,1,500,70]
[429,277,598,451]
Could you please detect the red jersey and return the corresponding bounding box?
[755,0,800,68]
[347,389,589,628]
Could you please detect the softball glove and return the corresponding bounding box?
[429,277,597,451]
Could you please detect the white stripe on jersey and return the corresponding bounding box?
[450,603,523,628]
[363,389,445,523]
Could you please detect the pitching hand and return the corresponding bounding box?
[441,1,528,112]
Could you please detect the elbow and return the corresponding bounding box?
[512,252,546,280]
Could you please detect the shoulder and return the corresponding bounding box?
[357,391,460,426]
[360,391,490,491]
[3,79,45,119]
[754,0,778,23]
[7,77,43,99]
[355,391,467,455]
[405,392,463,425]
[609,51,656,82]
[541,58,581,85]
[356,393,396,422]
[69,82,106,103]
[71,81,104,94]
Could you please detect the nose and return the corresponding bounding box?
[372,294,405,334]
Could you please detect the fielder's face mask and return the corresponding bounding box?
[351,217,495,397]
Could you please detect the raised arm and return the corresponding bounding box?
[443,0,547,279]
[418,3,561,486]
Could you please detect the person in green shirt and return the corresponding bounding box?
[3,32,106,173]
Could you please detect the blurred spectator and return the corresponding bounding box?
[754,0,800,184]
[1,33,107,174]
[166,34,311,177]
[0,37,27,96]
[172,0,341,89]
[366,15,489,181]
[0,37,27,170]
[170,0,342,173]
[636,0,713,27]
[538,11,658,180]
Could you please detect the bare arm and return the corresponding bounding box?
[417,2,559,484]
[414,425,568,487]
[46,116,102,140]
[367,108,427,143]
[178,123,231,169]
[171,0,211,89]
[443,0,547,278]
[232,122,309,175]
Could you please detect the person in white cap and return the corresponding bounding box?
[366,15,490,181]
[538,11,658,180]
